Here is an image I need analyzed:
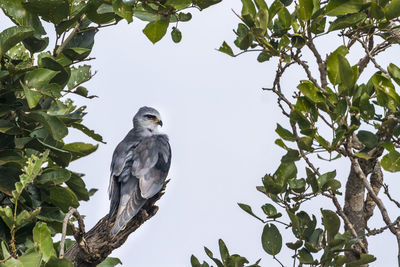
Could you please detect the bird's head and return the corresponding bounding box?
[133,106,163,134]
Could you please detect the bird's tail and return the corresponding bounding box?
[111,183,147,235]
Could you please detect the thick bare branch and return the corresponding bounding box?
[64,183,167,266]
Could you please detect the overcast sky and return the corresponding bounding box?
[2,0,400,266]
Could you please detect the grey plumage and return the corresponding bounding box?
[108,107,171,235]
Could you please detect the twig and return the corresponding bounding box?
[383,184,400,209]
[273,255,285,267]
[55,15,87,57]
[306,31,328,89]
[367,216,400,237]
[60,208,77,259]
[0,256,11,263]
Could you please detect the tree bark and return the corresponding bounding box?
[64,186,166,266]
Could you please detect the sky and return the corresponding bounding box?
[2,1,400,266]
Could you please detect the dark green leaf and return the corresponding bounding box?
[261,204,280,218]
[218,41,234,56]
[326,0,363,16]
[218,239,229,263]
[277,7,291,28]
[338,54,355,92]
[298,248,314,264]
[171,27,182,43]
[27,111,68,141]
[23,0,69,24]
[357,130,378,149]
[317,170,336,189]
[347,254,376,267]
[98,257,123,267]
[65,172,89,201]
[166,0,191,9]
[45,256,73,267]
[261,224,282,255]
[0,26,34,57]
[0,0,45,34]
[321,209,340,242]
[257,51,271,62]
[384,0,400,20]
[275,123,296,141]
[328,13,366,32]
[238,203,264,222]
[15,208,40,229]
[191,255,201,267]
[67,65,92,90]
[48,186,79,212]
[297,81,325,103]
[193,0,221,10]
[36,168,71,185]
[62,142,98,161]
[143,17,170,44]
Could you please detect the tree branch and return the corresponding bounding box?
[64,183,168,266]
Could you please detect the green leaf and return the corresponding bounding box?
[98,257,123,267]
[0,206,14,228]
[62,142,98,161]
[298,0,313,21]
[45,256,73,267]
[71,123,105,143]
[238,203,264,222]
[191,255,201,267]
[48,186,79,212]
[257,51,271,62]
[297,81,325,103]
[218,239,229,263]
[27,111,68,141]
[326,0,363,16]
[67,65,92,90]
[18,247,42,267]
[327,45,349,85]
[261,224,282,255]
[317,170,336,190]
[275,123,296,141]
[337,54,355,92]
[372,72,400,106]
[0,0,45,35]
[286,240,303,250]
[357,130,378,149]
[298,248,314,264]
[381,150,400,172]
[328,13,366,32]
[36,168,71,185]
[0,26,34,57]
[384,0,400,20]
[388,63,400,86]
[15,208,41,229]
[218,41,234,56]
[65,172,89,201]
[112,0,133,23]
[33,222,56,262]
[171,27,182,43]
[193,0,221,10]
[166,0,191,9]
[241,0,257,19]
[23,0,69,24]
[261,204,280,218]
[143,17,170,44]
[321,209,340,242]
[347,254,376,267]
[277,7,291,28]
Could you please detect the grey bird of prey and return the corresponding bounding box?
[108,106,171,235]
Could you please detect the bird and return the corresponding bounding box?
[108,106,171,235]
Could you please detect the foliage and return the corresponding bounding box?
[0,0,219,265]
[194,0,400,266]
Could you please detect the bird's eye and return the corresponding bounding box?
[145,114,156,120]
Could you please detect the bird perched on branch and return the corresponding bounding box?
[108,107,171,235]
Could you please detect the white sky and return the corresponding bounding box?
[2,1,400,266]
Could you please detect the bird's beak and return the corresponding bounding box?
[157,120,163,127]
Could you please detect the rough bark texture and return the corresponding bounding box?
[64,186,166,266]
[344,164,367,262]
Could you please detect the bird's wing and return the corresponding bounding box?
[110,134,171,235]
[108,131,140,219]
[131,134,171,198]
